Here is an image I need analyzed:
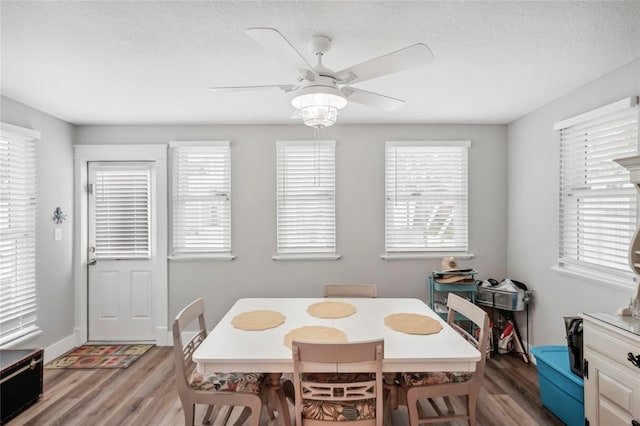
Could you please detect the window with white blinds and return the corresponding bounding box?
[276,140,336,257]
[89,162,152,259]
[170,141,231,257]
[0,123,40,346]
[385,141,470,254]
[556,97,639,277]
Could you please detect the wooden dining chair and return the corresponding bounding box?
[323,284,378,298]
[173,298,268,426]
[399,293,490,426]
[291,339,384,426]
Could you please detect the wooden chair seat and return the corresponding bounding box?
[401,371,472,386]
[189,371,264,393]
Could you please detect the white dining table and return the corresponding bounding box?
[193,297,480,426]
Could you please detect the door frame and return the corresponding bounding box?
[73,144,168,346]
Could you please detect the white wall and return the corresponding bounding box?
[76,123,508,327]
[1,96,76,354]
[507,59,640,347]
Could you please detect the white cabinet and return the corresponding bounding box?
[583,313,640,426]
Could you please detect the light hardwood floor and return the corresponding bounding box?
[10,347,565,426]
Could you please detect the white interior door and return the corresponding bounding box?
[87,161,159,342]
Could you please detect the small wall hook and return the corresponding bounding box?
[53,207,67,224]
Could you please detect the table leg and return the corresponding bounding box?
[267,373,292,426]
[383,373,398,411]
[383,373,400,426]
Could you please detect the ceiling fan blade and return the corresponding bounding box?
[246,28,316,76]
[336,43,434,84]
[208,84,296,93]
[341,87,404,111]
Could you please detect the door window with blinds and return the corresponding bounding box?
[170,141,231,257]
[385,141,470,255]
[88,162,152,259]
[0,123,40,346]
[276,140,337,258]
[555,97,639,280]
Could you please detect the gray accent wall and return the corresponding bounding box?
[76,124,508,329]
[7,53,638,354]
[507,59,640,348]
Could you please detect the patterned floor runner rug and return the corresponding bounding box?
[45,344,154,369]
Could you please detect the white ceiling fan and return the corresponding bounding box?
[209,28,434,128]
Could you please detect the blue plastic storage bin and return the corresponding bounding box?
[531,346,584,426]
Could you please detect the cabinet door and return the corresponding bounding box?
[585,349,640,425]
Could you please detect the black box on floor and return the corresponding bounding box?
[0,348,44,424]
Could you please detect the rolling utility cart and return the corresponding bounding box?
[476,282,531,363]
[428,270,478,321]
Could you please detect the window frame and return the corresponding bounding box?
[169,141,234,261]
[0,122,41,347]
[553,97,639,290]
[383,140,471,259]
[274,140,339,260]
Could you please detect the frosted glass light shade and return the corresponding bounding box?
[291,91,347,128]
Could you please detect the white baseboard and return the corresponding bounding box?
[44,334,76,364]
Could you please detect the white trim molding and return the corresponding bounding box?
[73,144,169,346]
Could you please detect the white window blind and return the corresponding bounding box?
[170,141,231,256]
[0,123,40,346]
[556,98,639,275]
[276,140,336,255]
[89,162,152,259]
[385,141,470,254]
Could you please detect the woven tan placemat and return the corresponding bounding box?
[283,325,348,348]
[306,301,356,319]
[384,313,443,335]
[231,310,286,331]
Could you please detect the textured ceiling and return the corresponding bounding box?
[1,1,639,125]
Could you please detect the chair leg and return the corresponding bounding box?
[181,401,195,426]
[232,407,251,426]
[405,389,420,426]
[261,383,276,420]
[220,406,233,425]
[202,405,215,425]
[426,398,444,416]
[443,396,455,414]
[468,393,477,426]
[233,403,262,426]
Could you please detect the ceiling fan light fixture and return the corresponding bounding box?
[291,88,347,128]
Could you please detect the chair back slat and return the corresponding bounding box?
[301,380,377,401]
[173,298,208,386]
[446,293,490,382]
[292,339,384,426]
[323,284,377,298]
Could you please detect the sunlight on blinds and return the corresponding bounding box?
[0,123,40,346]
[558,101,639,273]
[276,140,336,255]
[385,141,469,253]
[171,142,231,255]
